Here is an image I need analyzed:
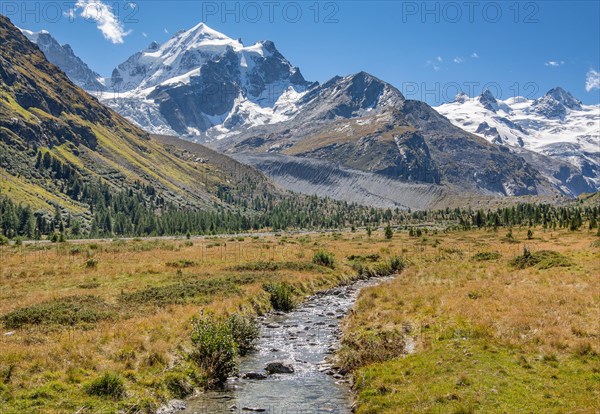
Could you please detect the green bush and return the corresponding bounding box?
[384,225,393,239]
[84,373,126,399]
[77,281,101,289]
[511,249,571,270]
[1,295,114,329]
[312,251,335,268]
[263,282,296,312]
[0,235,8,246]
[190,314,238,386]
[163,372,193,399]
[389,256,406,273]
[354,256,406,278]
[166,259,197,268]
[230,261,320,272]
[85,258,98,269]
[472,251,502,261]
[119,278,243,306]
[226,314,260,356]
[347,254,381,262]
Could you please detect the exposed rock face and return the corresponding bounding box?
[218,73,553,198]
[20,29,105,91]
[530,87,582,119]
[479,89,499,112]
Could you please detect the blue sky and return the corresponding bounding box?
[5,0,600,105]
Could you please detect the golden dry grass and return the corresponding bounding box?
[340,228,600,413]
[0,228,597,413]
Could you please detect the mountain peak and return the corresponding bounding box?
[454,92,469,103]
[17,25,105,91]
[183,21,234,42]
[479,89,499,112]
[544,87,582,110]
[529,87,582,119]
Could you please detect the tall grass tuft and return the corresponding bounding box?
[264,282,296,312]
[312,251,335,268]
[84,373,126,399]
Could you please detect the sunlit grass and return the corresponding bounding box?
[340,228,600,413]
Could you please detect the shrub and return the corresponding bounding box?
[85,258,98,269]
[354,256,406,279]
[164,372,193,399]
[264,282,296,312]
[226,314,260,356]
[472,251,501,261]
[511,249,571,270]
[120,278,241,306]
[389,256,406,273]
[312,251,335,268]
[230,261,319,272]
[384,225,393,239]
[84,373,126,399]
[77,281,101,289]
[190,314,238,386]
[0,235,8,246]
[1,295,114,329]
[166,259,197,268]
[347,254,381,262]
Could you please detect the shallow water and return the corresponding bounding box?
[182,277,393,414]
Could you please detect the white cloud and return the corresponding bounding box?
[426,60,441,71]
[142,32,147,38]
[585,69,600,92]
[453,57,464,64]
[471,52,479,59]
[75,0,131,44]
[436,56,443,62]
[545,60,565,67]
[63,8,76,19]
[164,28,169,34]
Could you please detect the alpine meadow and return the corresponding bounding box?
[0,3,598,414]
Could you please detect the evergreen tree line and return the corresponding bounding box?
[1,189,597,241]
[0,149,595,240]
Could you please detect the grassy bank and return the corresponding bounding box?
[338,228,599,413]
[0,232,403,413]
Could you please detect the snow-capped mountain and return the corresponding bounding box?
[17,21,583,201]
[100,22,311,137]
[437,88,599,194]
[19,28,105,91]
[94,22,568,198]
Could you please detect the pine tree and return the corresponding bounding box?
[384,224,393,239]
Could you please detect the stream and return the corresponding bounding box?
[177,276,394,414]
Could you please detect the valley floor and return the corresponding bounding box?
[0,227,597,413]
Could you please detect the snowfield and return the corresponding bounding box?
[437,88,599,190]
